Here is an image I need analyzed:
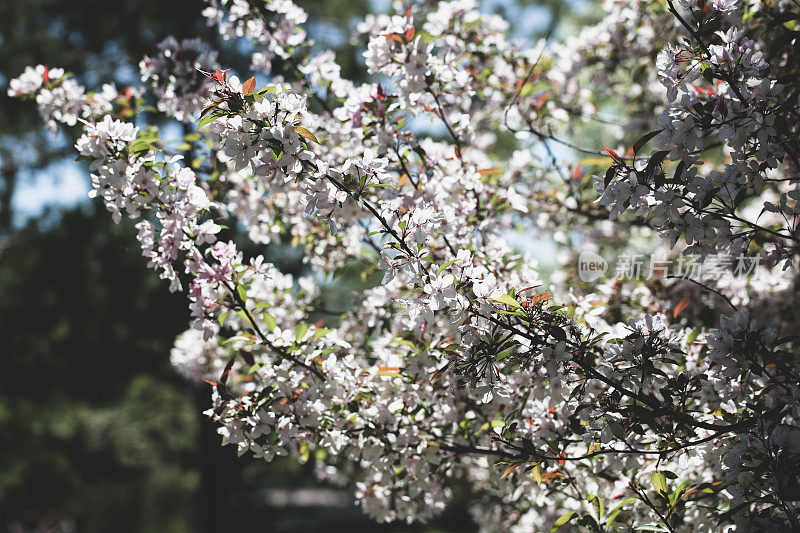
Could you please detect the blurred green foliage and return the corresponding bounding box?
[0,207,196,530]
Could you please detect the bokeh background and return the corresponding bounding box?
[0,1,591,530]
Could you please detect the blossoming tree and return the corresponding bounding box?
[11,0,800,530]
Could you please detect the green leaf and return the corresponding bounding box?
[551,512,576,532]
[313,327,333,339]
[489,294,522,309]
[636,525,669,531]
[652,471,668,494]
[128,137,154,153]
[236,309,250,324]
[236,283,247,302]
[217,311,229,328]
[295,322,309,341]
[605,497,637,526]
[197,112,222,130]
[437,259,458,275]
[262,313,277,332]
[493,308,526,317]
[583,495,601,522]
[685,327,701,345]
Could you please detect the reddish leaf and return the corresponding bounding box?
[220,353,236,386]
[528,291,552,306]
[534,92,548,111]
[404,26,416,41]
[602,143,621,162]
[540,470,566,481]
[557,451,567,466]
[517,284,543,295]
[206,68,230,83]
[429,366,448,382]
[500,462,522,479]
[694,86,717,96]
[477,168,502,176]
[673,295,691,318]
[381,33,404,43]
[377,366,402,377]
[242,76,256,94]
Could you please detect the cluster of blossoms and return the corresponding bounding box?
[202,0,307,74]
[11,0,800,530]
[139,37,219,121]
[7,65,141,133]
[594,0,800,266]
